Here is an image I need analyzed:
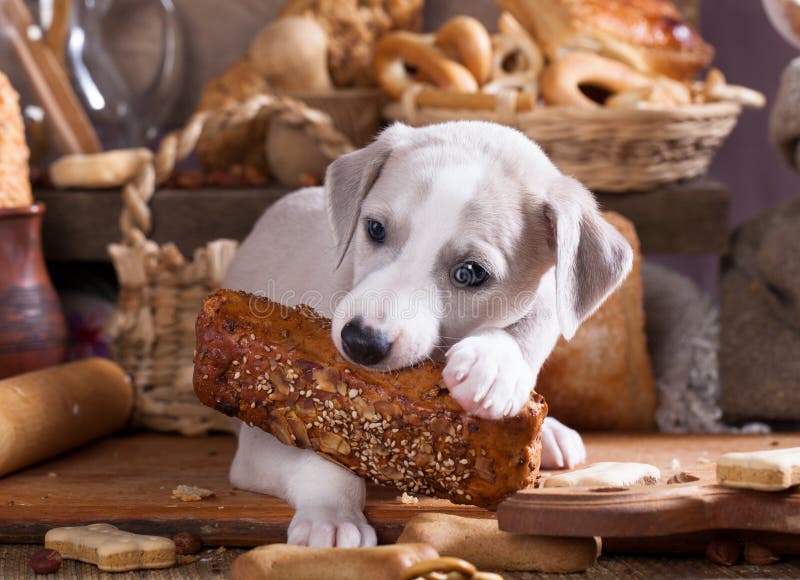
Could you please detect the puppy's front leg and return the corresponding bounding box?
[443,315,586,468]
[443,328,535,420]
[230,424,377,547]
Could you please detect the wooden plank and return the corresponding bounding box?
[1,432,796,548]
[36,178,729,262]
[0,432,490,547]
[37,187,288,262]
[5,543,800,580]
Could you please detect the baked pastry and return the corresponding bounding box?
[0,71,32,209]
[279,0,425,87]
[497,0,714,81]
[398,513,600,573]
[230,544,442,580]
[196,60,270,113]
[248,17,333,92]
[49,148,153,189]
[193,289,547,508]
[536,212,657,431]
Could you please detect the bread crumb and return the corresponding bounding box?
[398,492,419,504]
[670,458,681,470]
[171,485,214,502]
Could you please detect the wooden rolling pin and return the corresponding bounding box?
[0,358,133,476]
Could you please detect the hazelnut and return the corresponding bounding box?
[173,532,203,555]
[667,472,700,484]
[30,548,62,574]
[705,536,741,566]
[743,542,780,566]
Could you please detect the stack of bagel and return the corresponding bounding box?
[373,3,765,112]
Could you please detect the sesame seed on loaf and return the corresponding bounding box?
[193,289,547,508]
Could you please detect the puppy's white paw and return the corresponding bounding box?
[443,333,533,420]
[541,417,586,469]
[287,505,377,548]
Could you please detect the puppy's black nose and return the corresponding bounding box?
[340,318,391,366]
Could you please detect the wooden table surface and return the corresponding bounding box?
[1,431,799,578]
[37,178,730,262]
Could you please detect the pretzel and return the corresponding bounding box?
[433,16,493,85]
[373,32,479,99]
[541,53,654,109]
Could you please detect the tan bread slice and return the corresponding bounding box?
[49,148,153,189]
[717,447,800,491]
[397,513,600,573]
[45,523,175,572]
[544,462,661,488]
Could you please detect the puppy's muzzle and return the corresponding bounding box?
[340,317,391,366]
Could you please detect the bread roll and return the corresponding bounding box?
[193,290,547,508]
[230,544,439,580]
[398,513,600,573]
[536,212,657,431]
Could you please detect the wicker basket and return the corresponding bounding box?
[107,95,353,435]
[285,88,384,148]
[385,93,742,192]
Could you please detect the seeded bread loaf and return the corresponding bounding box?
[193,289,547,508]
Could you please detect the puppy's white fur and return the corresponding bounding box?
[224,121,632,548]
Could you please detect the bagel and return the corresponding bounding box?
[373,32,479,99]
[49,148,153,189]
[433,16,493,85]
[541,53,654,109]
[485,35,542,95]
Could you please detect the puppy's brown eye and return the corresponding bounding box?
[451,261,489,288]
[367,219,385,243]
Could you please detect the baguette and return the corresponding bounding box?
[193,290,547,508]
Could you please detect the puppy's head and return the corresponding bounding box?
[325,121,632,370]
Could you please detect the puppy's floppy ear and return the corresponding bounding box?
[545,175,633,340]
[326,123,411,267]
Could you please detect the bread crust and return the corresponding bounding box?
[193,290,547,508]
[498,0,714,80]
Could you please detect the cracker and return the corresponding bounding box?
[543,462,661,488]
[716,447,800,491]
[44,523,176,572]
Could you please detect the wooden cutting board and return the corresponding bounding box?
[1,432,798,549]
[499,432,800,554]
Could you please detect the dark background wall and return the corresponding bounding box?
[656,1,800,295]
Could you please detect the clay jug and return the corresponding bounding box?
[0,203,66,378]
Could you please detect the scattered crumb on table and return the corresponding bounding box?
[171,485,215,502]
